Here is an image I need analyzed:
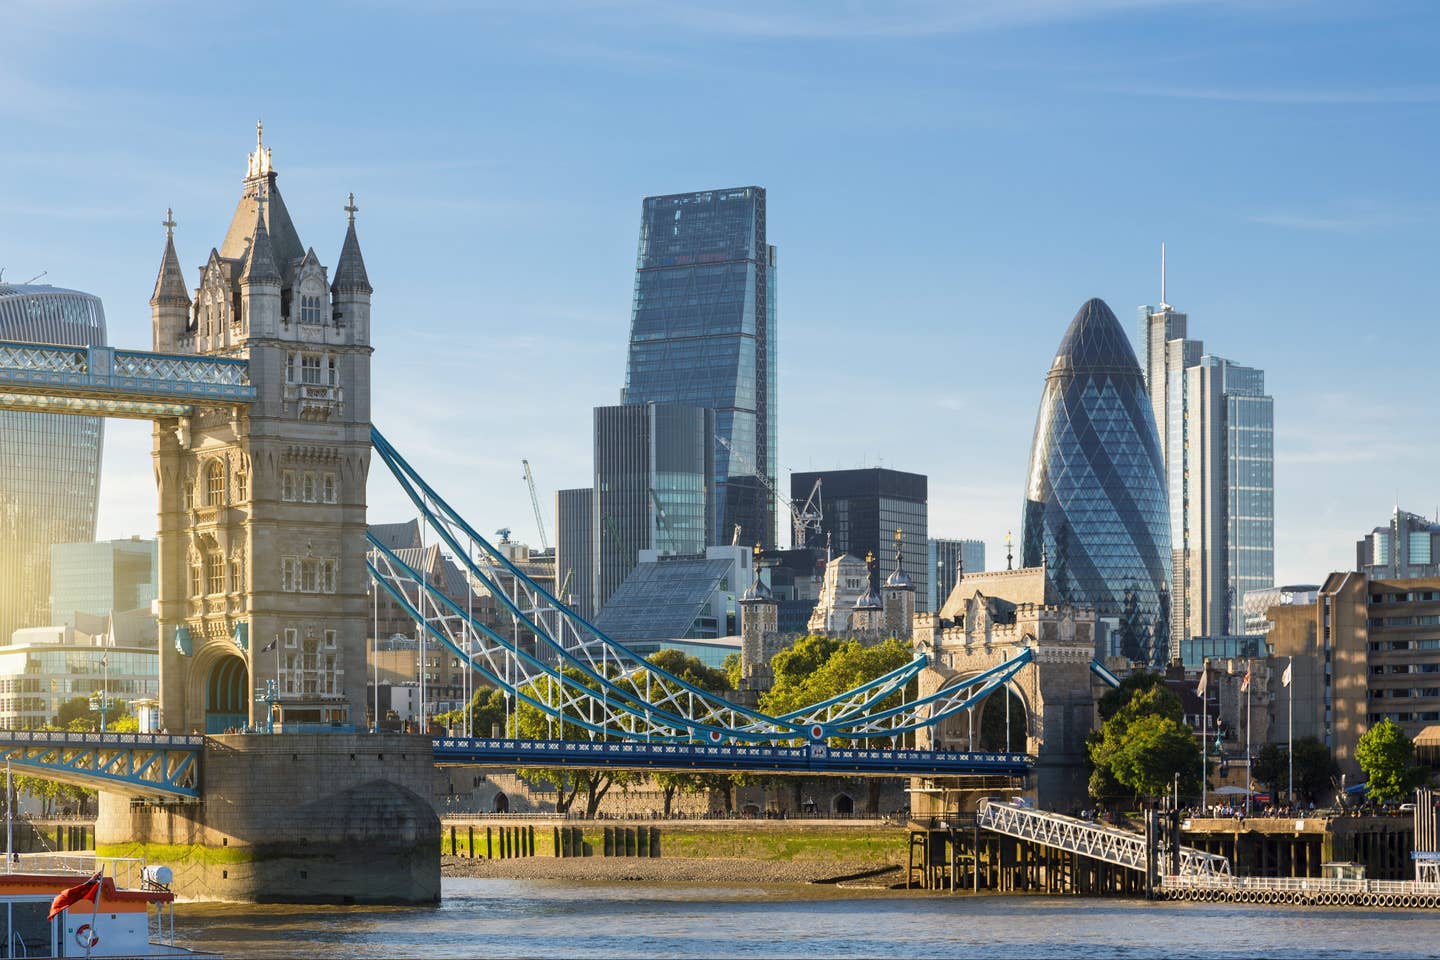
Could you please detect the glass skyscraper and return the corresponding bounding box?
[623,187,777,548]
[1022,298,1171,652]
[0,284,107,646]
[1186,355,1274,637]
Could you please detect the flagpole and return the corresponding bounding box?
[1200,658,1208,814]
[1245,659,1252,817]
[85,864,103,959]
[1288,655,1294,806]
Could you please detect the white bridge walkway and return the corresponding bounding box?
[976,799,1231,878]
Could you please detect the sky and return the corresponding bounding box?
[1,0,1437,586]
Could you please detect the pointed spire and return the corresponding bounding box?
[150,208,190,306]
[241,193,281,284]
[333,192,372,294]
[247,119,274,179]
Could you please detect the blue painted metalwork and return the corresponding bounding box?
[370,426,1042,749]
[173,626,192,656]
[433,737,1033,777]
[0,731,202,798]
[0,341,255,419]
[1090,659,1122,688]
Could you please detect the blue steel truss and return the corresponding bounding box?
[0,731,202,799]
[0,341,255,419]
[369,426,1037,748]
[433,737,1032,777]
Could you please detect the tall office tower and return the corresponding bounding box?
[790,468,929,611]
[50,537,157,625]
[1185,356,1275,638]
[555,488,595,618]
[1022,299,1171,656]
[1357,508,1440,580]
[622,187,777,548]
[927,538,985,611]
[0,284,107,645]
[592,403,715,612]
[1139,282,1203,655]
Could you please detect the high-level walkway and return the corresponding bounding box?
[0,731,202,799]
[977,799,1231,877]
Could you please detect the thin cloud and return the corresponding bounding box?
[1248,207,1423,233]
[1097,83,1440,105]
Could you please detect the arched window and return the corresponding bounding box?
[207,462,225,505]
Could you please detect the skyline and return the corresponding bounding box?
[3,2,1438,586]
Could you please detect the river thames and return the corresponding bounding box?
[172,878,1434,958]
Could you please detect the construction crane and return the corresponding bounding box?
[714,434,823,549]
[521,459,550,551]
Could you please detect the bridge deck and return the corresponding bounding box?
[0,731,203,799]
[0,341,255,418]
[433,737,1033,777]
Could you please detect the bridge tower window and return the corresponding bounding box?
[206,462,225,506]
[206,552,224,595]
[300,294,323,325]
[282,470,296,501]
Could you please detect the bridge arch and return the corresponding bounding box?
[935,674,1034,752]
[201,653,249,734]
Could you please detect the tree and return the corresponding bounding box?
[438,687,509,738]
[1356,718,1428,804]
[1252,737,1338,804]
[721,652,742,691]
[761,635,914,726]
[1088,675,1199,803]
[646,650,734,817]
[512,666,638,818]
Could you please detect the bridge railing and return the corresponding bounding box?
[977,800,1231,877]
[0,730,205,748]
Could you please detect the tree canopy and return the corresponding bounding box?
[1252,737,1338,804]
[1088,673,1200,803]
[1356,718,1429,804]
[760,635,914,722]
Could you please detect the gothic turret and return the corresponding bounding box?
[331,193,372,346]
[738,554,779,692]
[240,199,282,338]
[151,210,191,352]
[881,529,915,639]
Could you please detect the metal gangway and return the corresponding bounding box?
[976,799,1231,878]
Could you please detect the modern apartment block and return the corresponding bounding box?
[0,284,107,646]
[622,187,777,548]
[592,403,715,612]
[1265,571,1440,777]
[791,468,928,611]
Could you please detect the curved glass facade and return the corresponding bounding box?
[1021,298,1171,641]
[0,284,107,645]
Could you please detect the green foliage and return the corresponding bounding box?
[1251,737,1338,804]
[54,695,132,732]
[1096,671,1172,721]
[437,687,510,738]
[1356,718,1429,804]
[722,652,742,691]
[647,651,733,815]
[761,635,914,722]
[1088,672,1200,802]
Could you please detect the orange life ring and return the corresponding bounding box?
[75,924,100,949]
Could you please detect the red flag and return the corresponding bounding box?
[1240,666,1252,693]
[48,871,102,920]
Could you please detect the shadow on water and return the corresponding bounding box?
[172,879,1438,960]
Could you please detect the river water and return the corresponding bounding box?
[174,879,1434,958]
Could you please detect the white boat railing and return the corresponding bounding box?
[1162,873,1440,896]
[9,853,147,889]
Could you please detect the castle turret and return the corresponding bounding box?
[332,193,372,347]
[882,528,915,639]
[851,551,884,633]
[239,195,282,339]
[150,209,191,352]
[738,555,779,692]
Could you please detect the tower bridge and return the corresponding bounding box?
[0,127,1063,902]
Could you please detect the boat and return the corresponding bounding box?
[0,854,218,959]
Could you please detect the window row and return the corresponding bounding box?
[184,462,247,510]
[281,557,339,594]
[190,554,244,597]
[285,351,340,386]
[282,470,339,503]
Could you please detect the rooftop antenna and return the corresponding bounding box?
[23,271,46,285]
[1159,241,1168,310]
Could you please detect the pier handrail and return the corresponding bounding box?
[976,799,1231,877]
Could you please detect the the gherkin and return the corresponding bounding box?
[1022,298,1171,650]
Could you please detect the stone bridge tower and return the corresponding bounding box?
[151,124,373,734]
[912,565,1100,811]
